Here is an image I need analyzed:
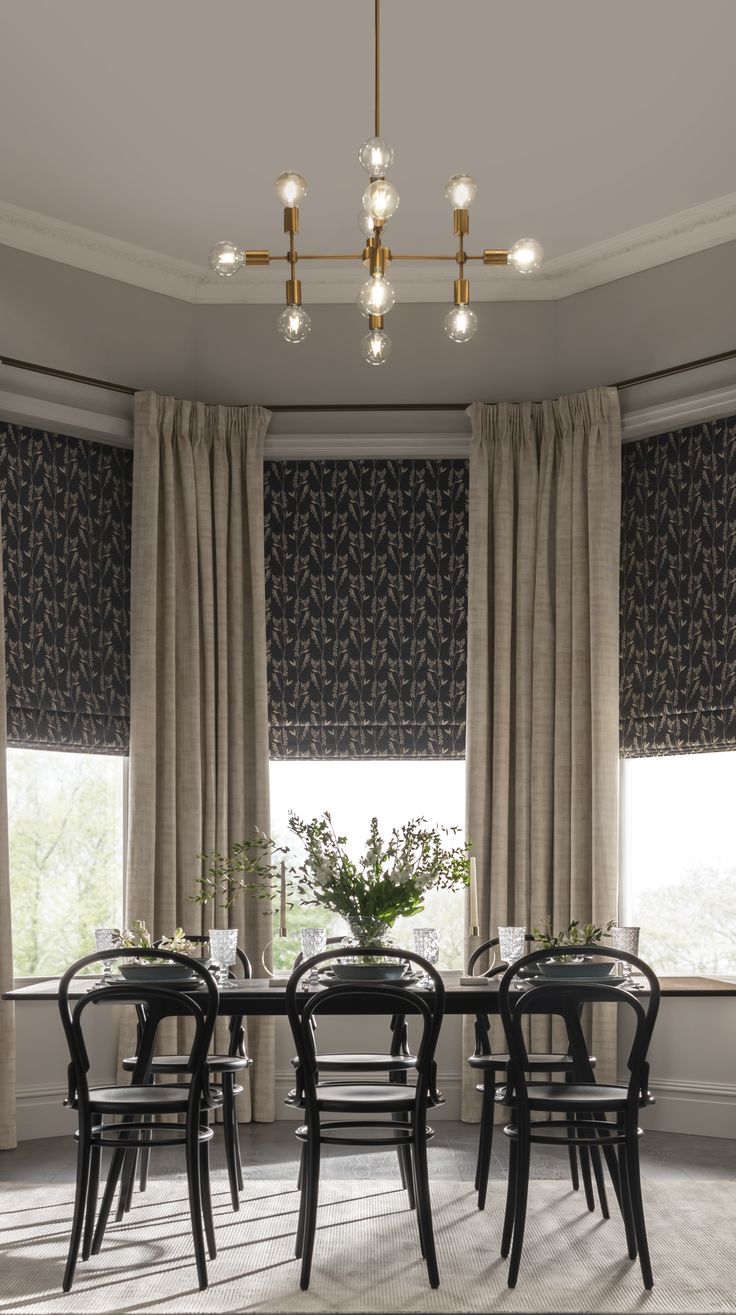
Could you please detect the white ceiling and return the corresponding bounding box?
[2,0,736,303]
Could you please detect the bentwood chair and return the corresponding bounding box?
[122,933,252,1212]
[286,946,446,1290]
[497,945,660,1289]
[58,947,221,1292]
[467,935,604,1214]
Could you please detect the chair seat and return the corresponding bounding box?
[315,1082,418,1113]
[291,1051,416,1073]
[499,1081,651,1112]
[468,1051,579,1072]
[123,1052,251,1074]
[88,1083,225,1115]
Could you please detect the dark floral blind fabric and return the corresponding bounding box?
[265,459,468,758]
[0,423,132,753]
[620,414,736,756]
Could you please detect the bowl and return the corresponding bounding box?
[331,962,409,982]
[117,963,198,981]
[538,959,615,980]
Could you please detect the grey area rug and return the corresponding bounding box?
[0,1177,731,1315]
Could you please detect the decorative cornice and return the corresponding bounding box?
[3,192,736,305]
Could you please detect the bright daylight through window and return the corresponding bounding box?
[8,749,125,977]
[269,760,466,974]
[622,751,736,976]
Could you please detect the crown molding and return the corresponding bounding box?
[3,192,736,306]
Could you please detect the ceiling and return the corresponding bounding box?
[2,0,736,303]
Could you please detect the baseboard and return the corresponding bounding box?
[636,1078,736,1140]
[16,1083,75,1141]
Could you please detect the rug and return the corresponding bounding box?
[0,1177,731,1315]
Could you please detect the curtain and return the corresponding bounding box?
[125,392,274,1120]
[0,499,15,1149]
[0,423,132,753]
[621,414,736,756]
[463,388,621,1118]
[265,459,467,758]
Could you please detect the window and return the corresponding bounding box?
[8,749,126,977]
[621,752,736,976]
[269,760,466,973]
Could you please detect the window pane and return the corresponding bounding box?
[622,752,736,975]
[8,749,125,976]
[269,761,466,973]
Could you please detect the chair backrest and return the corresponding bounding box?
[59,947,220,1112]
[154,932,252,979]
[286,945,446,1118]
[498,944,661,1115]
[291,935,345,970]
[467,933,535,978]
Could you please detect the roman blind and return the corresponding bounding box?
[0,423,132,753]
[620,414,736,756]
[265,459,468,758]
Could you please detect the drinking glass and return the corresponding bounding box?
[300,927,327,986]
[611,925,640,978]
[94,928,118,981]
[413,926,440,986]
[498,926,526,966]
[208,928,238,984]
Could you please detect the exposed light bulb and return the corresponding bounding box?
[278,304,311,344]
[357,274,396,318]
[361,328,392,365]
[362,179,400,224]
[444,174,478,210]
[358,136,395,176]
[274,172,308,207]
[508,238,543,273]
[358,209,377,238]
[444,304,478,343]
[209,241,243,277]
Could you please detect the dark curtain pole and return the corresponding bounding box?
[2,345,736,408]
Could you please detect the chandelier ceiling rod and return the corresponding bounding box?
[3,347,736,405]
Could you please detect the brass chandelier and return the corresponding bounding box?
[208,0,543,365]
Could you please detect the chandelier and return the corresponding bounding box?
[208,0,542,366]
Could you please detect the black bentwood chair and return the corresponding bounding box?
[286,945,446,1291]
[122,934,252,1212]
[497,945,660,1290]
[58,947,221,1293]
[467,935,602,1214]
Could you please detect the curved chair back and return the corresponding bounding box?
[468,933,535,978]
[154,932,252,979]
[59,947,220,1114]
[291,934,345,970]
[286,945,445,1119]
[498,944,661,1119]
[154,932,251,1057]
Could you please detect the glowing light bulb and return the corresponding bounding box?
[361,329,392,365]
[358,136,395,176]
[507,238,543,273]
[444,304,478,343]
[278,304,311,344]
[362,179,400,224]
[209,241,243,277]
[444,174,478,210]
[274,172,308,207]
[357,274,396,318]
[358,209,377,238]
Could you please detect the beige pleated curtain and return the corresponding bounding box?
[0,504,15,1150]
[463,388,622,1119]
[126,391,274,1120]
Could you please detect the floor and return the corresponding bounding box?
[2,1122,734,1186]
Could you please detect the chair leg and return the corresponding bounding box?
[500,1136,517,1259]
[506,1135,531,1289]
[586,1117,610,1220]
[625,1135,653,1289]
[222,1076,241,1212]
[299,1129,321,1291]
[564,1076,579,1191]
[63,1119,93,1292]
[410,1149,426,1259]
[82,1115,102,1261]
[233,1097,245,1193]
[616,1130,638,1260]
[577,1119,596,1213]
[185,1108,209,1291]
[295,1144,307,1259]
[199,1109,217,1261]
[413,1127,439,1288]
[476,1074,495,1211]
[116,1138,139,1220]
[138,1115,153,1192]
[91,1127,133,1254]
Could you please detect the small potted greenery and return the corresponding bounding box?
[530,916,615,979]
[112,920,205,979]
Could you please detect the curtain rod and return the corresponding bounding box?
[2,346,736,409]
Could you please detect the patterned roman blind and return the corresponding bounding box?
[265,459,468,758]
[620,414,736,756]
[0,423,132,753]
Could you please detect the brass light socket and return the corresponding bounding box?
[453,210,470,236]
[245,249,271,266]
[483,248,509,265]
[283,206,300,235]
[285,278,302,306]
[454,278,470,306]
[368,245,391,277]
[368,314,384,330]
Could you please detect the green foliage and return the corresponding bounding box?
[532,916,615,950]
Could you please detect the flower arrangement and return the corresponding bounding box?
[112,919,203,963]
[532,916,615,961]
[195,812,471,945]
